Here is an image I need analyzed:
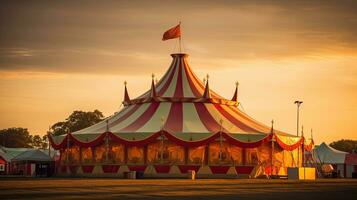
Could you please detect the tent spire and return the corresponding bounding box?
[150,73,157,98]
[231,81,239,102]
[301,125,304,137]
[270,119,274,134]
[203,74,211,99]
[310,128,313,140]
[123,81,130,103]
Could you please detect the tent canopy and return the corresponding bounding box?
[11,149,52,162]
[50,53,303,150]
[313,142,347,164]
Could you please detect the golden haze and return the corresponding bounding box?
[0,1,356,144]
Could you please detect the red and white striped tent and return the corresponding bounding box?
[50,53,313,177]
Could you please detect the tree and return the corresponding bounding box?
[0,128,33,148]
[31,135,45,149]
[41,135,48,149]
[50,110,104,136]
[330,139,357,153]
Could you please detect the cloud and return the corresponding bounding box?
[0,0,356,75]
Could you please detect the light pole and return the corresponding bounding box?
[294,101,303,137]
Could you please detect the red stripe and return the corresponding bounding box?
[183,59,221,98]
[183,59,201,97]
[158,58,178,96]
[235,166,254,174]
[173,58,183,97]
[178,165,201,173]
[194,103,227,133]
[82,165,94,173]
[102,165,120,173]
[214,104,260,132]
[128,165,146,172]
[163,102,183,133]
[120,102,160,132]
[154,165,171,173]
[209,166,230,174]
[227,106,270,133]
[137,58,177,99]
[93,105,141,132]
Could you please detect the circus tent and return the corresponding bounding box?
[50,53,313,177]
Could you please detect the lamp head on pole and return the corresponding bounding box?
[294,100,303,106]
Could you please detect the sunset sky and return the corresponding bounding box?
[0,0,356,143]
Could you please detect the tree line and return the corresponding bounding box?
[0,110,104,149]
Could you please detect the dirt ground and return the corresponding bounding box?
[0,178,357,200]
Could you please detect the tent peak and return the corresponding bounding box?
[171,53,188,58]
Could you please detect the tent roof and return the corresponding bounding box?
[59,53,293,143]
[313,142,347,164]
[11,149,52,162]
[0,146,34,161]
[0,149,11,162]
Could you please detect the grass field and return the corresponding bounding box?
[1,178,357,200]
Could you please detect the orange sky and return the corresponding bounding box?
[0,1,356,144]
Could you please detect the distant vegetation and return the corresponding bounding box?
[0,110,105,148]
[49,110,104,136]
[330,139,357,153]
[0,127,47,149]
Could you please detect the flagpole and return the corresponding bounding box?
[179,21,182,53]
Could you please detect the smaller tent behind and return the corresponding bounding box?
[11,149,54,177]
[313,142,347,177]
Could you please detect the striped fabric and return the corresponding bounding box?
[71,53,290,140]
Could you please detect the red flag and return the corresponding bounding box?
[162,24,181,41]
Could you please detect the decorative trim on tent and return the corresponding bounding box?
[128,165,147,172]
[162,131,220,147]
[274,134,304,151]
[235,166,254,174]
[222,132,272,148]
[109,132,162,147]
[178,165,201,173]
[209,166,230,174]
[304,139,314,151]
[82,165,94,173]
[124,96,239,107]
[102,165,120,173]
[50,131,307,151]
[154,165,171,173]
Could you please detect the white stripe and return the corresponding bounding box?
[110,103,151,132]
[136,102,171,133]
[161,60,179,97]
[136,59,177,99]
[204,103,242,133]
[182,103,209,133]
[73,105,133,134]
[183,59,223,98]
[182,62,195,98]
[226,106,270,133]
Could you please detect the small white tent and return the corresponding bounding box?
[313,142,347,177]
[314,142,347,164]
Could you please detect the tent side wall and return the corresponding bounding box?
[52,135,306,178]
